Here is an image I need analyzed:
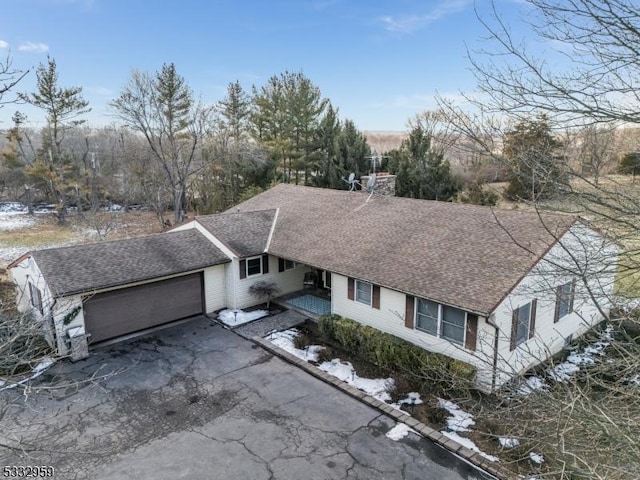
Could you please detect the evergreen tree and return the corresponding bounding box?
[250,71,328,184]
[19,56,90,223]
[392,124,461,201]
[503,115,566,201]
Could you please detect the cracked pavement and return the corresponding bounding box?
[1,317,492,480]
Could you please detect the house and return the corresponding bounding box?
[8,184,617,391]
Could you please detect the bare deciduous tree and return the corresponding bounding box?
[110,63,211,225]
[432,1,640,477]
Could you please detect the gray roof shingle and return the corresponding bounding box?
[232,184,575,315]
[32,229,230,296]
[196,209,276,257]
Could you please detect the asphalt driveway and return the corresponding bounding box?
[1,317,492,480]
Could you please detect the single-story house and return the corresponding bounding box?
[8,183,617,391]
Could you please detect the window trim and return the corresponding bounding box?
[245,255,263,277]
[554,279,576,322]
[414,297,466,346]
[510,299,537,350]
[355,280,373,306]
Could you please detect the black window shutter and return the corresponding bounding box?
[529,299,537,339]
[278,258,285,272]
[347,278,354,300]
[405,295,415,329]
[569,278,577,313]
[372,285,381,309]
[239,259,247,279]
[554,285,562,323]
[262,254,269,274]
[465,314,478,351]
[510,309,517,351]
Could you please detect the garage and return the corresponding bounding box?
[83,272,204,343]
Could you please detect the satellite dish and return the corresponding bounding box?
[342,172,361,191]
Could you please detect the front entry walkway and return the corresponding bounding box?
[234,309,309,338]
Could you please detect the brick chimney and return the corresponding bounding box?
[360,172,396,196]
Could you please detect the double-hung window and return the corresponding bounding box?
[355,280,373,306]
[510,299,537,350]
[554,280,575,322]
[246,256,263,277]
[415,298,466,345]
[416,299,439,336]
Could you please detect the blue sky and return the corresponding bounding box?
[0,0,529,132]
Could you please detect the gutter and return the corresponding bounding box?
[485,314,500,393]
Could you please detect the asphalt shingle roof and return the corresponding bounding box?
[31,229,230,296]
[196,209,277,257]
[232,184,575,315]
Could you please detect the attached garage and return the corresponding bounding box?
[83,272,204,343]
[13,229,230,356]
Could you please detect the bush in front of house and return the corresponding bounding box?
[317,314,476,395]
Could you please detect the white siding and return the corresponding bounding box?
[9,256,82,356]
[330,273,496,391]
[232,255,313,309]
[204,265,226,313]
[491,224,617,388]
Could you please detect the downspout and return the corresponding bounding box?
[486,314,500,393]
[232,258,238,311]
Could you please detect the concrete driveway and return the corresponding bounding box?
[1,317,493,480]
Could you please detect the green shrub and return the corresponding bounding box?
[317,314,476,395]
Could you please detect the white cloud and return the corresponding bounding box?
[0,40,8,49]
[18,42,49,53]
[379,0,472,34]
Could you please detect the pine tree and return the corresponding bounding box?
[19,56,90,223]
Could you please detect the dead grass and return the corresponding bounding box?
[0,211,165,288]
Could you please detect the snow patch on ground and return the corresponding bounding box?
[499,437,520,448]
[517,376,548,396]
[438,399,499,462]
[267,329,324,362]
[266,328,394,403]
[218,308,269,327]
[386,423,418,441]
[0,357,55,391]
[392,391,423,411]
[548,326,613,382]
[317,358,393,402]
[438,399,475,432]
[0,214,36,231]
[529,452,544,464]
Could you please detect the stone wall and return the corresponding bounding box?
[360,173,396,196]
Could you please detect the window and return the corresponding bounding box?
[513,303,531,347]
[284,259,296,271]
[510,299,537,350]
[416,299,439,336]
[355,280,372,306]
[246,256,263,277]
[415,299,466,346]
[441,306,465,345]
[555,280,575,322]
